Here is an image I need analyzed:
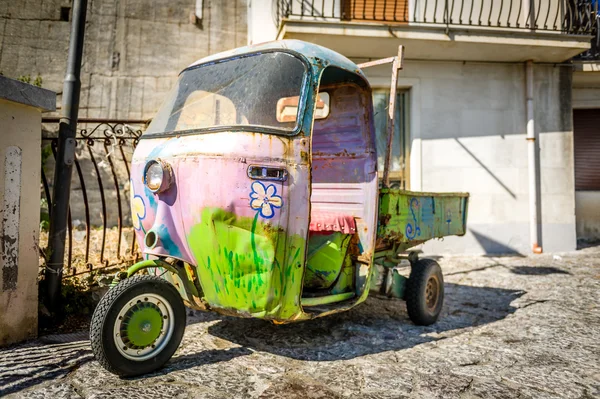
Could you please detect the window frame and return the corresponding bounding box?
[371,87,411,189]
[140,49,312,140]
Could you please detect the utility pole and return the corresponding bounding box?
[46,0,88,311]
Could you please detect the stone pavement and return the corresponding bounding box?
[1,246,599,398]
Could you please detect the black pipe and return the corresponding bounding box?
[46,0,88,311]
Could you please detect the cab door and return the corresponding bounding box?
[172,132,296,319]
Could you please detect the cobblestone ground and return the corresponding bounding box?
[2,246,599,398]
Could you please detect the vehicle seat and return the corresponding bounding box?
[309,212,356,234]
[305,212,356,290]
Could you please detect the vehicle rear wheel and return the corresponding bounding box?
[90,275,186,377]
[405,259,444,326]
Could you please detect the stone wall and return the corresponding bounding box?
[0,0,247,119]
[1,0,247,232]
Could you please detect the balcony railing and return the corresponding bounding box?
[580,27,600,59]
[574,1,599,60]
[276,0,598,35]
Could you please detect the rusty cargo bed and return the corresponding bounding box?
[375,189,469,253]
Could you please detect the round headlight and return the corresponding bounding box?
[144,160,171,193]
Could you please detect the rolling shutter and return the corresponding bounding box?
[574,109,600,190]
[343,0,409,22]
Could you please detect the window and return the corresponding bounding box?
[145,52,307,136]
[372,89,410,189]
[276,92,329,122]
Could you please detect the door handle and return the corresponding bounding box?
[247,165,288,182]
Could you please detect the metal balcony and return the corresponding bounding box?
[276,0,596,34]
[275,0,598,61]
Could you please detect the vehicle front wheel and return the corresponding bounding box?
[405,259,444,326]
[90,275,186,377]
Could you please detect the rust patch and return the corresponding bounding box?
[347,234,362,258]
[313,148,358,158]
[262,222,285,238]
[379,214,391,226]
[300,150,309,163]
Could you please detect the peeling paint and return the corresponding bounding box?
[1,146,22,291]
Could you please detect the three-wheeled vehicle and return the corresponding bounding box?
[90,40,469,376]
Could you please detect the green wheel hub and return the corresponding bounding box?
[121,302,163,348]
[114,292,175,362]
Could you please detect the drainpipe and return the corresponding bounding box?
[526,60,542,254]
[523,0,535,29]
[46,0,88,311]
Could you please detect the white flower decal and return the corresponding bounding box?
[250,181,283,219]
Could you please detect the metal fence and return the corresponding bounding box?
[40,118,146,276]
[275,0,598,35]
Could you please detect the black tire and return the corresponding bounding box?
[405,259,444,326]
[90,275,186,377]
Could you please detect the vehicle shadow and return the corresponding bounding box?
[0,339,92,397]
[0,283,523,393]
[182,283,524,363]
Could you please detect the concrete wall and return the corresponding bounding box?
[0,0,247,120]
[364,61,576,255]
[0,77,54,346]
[248,0,278,45]
[573,70,600,109]
[0,101,43,345]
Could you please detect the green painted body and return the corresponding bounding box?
[186,208,308,321]
[377,190,469,252]
[123,190,469,321]
[305,232,351,289]
[301,292,355,306]
[329,251,355,295]
[391,270,407,299]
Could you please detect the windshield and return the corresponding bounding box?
[145,52,307,136]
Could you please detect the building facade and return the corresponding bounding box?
[0,1,597,255]
[249,0,600,254]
